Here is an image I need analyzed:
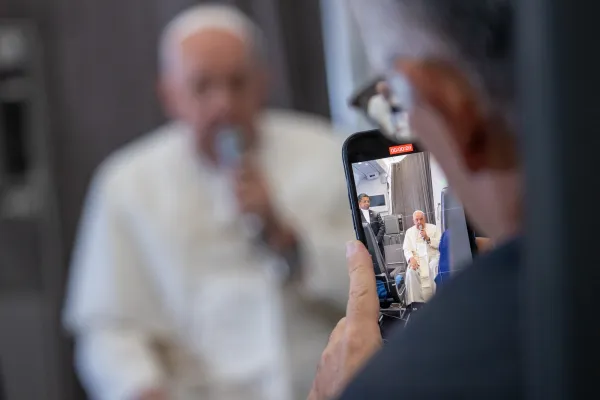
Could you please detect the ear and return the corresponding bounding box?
[395,59,488,172]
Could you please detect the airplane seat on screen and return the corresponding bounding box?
[364,223,402,305]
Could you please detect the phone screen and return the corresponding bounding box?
[344,132,477,332]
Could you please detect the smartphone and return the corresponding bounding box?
[342,129,477,336]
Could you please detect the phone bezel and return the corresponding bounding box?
[342,128,477,274]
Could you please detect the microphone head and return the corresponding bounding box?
[215,126,244,169]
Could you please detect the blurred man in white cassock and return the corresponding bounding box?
[62,4,353,400]
[367,80,410,138]
[402,210,441,308]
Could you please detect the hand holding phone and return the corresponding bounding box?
[308,240,382,400]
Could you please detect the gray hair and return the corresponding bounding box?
[350,0,513,119]
[159,4,267,74]
[358,193,370,202]
[413,210,425,219]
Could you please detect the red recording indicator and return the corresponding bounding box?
[389,144,414,155]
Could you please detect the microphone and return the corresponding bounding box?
[214,126,245,169]
[214,126,263,233]
[214,126,263,229]
[417,224,426,243]
[390,104,402,114]
[215,126,265,239]
[213,125,271,232]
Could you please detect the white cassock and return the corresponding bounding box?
[402,223,441,304]
[367,94,410,138]
[62,109,354,400]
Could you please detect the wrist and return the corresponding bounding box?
[262,214,296,250]
[261,206,281,234]
[267,224,297,252]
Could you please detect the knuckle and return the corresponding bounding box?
[345,328,381,355]
[345,334,366,353]
[329,318,346,340]
[348,282,370,301]
[321,346,336,365]
[336,317,347,329]
[348,259,368,275]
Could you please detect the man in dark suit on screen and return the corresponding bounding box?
[358,193,386,259]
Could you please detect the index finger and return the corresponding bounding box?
[345,240,380,324]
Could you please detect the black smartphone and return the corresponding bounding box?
[342,129,477,336]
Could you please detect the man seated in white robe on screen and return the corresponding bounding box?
[402,210,441,310]
[61,5,353,400]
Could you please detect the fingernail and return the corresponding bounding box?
[346,240,359,257]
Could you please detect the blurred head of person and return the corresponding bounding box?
[413,210,426,229]
[375,81,391,100]
[358,194,371,210]
[158,5,268,164]
[350,0,518,243]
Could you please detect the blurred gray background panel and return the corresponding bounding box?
[0,20,64,400]
[0,293,55,400]
[0,219,42,292]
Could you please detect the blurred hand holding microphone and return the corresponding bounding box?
[214,126,302,284]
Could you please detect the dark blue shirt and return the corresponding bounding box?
[340,238,523,400]
[436,229,451,287]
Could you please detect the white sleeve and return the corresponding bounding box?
[287,138,354,313]
[367,97,378,120]
[368,97,385,128]
[299,177,355,312]
[428,225,441,249]
[63,166,166,400]
[403,230,414,263]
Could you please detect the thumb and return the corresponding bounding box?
[345,241,379,324]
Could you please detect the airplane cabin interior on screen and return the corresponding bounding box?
[352,149,474,325]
